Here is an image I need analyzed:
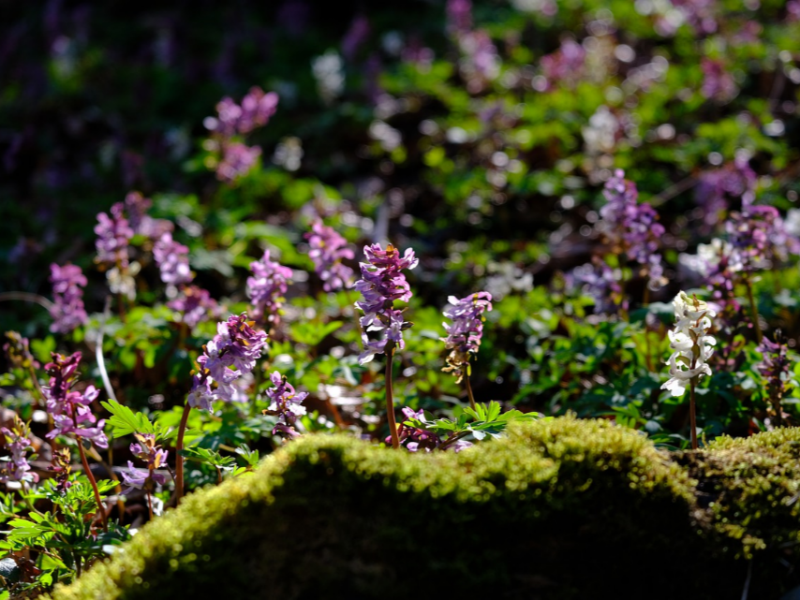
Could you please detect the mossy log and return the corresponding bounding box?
[49,417,800,600]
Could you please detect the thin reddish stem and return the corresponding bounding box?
[174,403,192,504]
[385,346,400,449]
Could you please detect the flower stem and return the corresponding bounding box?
[464,373,476,411]
[689,379,698,451]
[174,403,192,504]
[744,276,763,344]
[385,345,400,449]
[76,439,107,531]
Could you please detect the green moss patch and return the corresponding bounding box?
[50,418,800,600]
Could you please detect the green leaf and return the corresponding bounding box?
[101,400,155,438]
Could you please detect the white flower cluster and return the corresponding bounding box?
[662,291,716,397]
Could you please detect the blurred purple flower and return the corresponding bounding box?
[567,259,626,315]
[701,58,736,101]
[671,0,718,34]
[124,191,173,240]
[600,169,665,287]
[43,352,107,450]
[695,156,756,231]
[757,332,792,424]
[540,39,585,89]
[95,202,133,268]
[342,15,370,60]
[206,87,279,138]
[441,292,493,382]
[446,0,472,34]
[216,142,261,182]
[355,243,418,364]
[121,461,167,492]
[153,231,192,286]
[168,285,221,328]
[305,220,355,292]
[247,250,293,325]
[727,204,800,272]
[0,416,38,483]
[265,371,308,439]
[49,263,88,334]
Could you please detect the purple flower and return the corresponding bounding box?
[695,156,756,232]
[458,30,500,92]
[305,220,355,292]
[3,332,38,370]
[188,314,268,411]
[43,352,108,450]
[441,292,493,382]
[121,460,167,493]
[247,250,293,325]
[206,88,279,138]
[124,191,173,240]
[701,58,736,101]
[49,263,88,334]
[153,231,192,286]
[168,285,221,328]
[0,416,39,483]
[341,15,370,59]
[540,39,585,89]
[130,433,169,470]
[757,332,792,425]
[446,0,472,34]
[354,243,418,364]
[216,142,261,182]
[265,371,308,439]
[94,203,133,268]
[727,204,800,273]
[389,407,473,453]
[51,448,72,493]
[672,0,718,34]
[567,259,626,316]
[600,169,665,287]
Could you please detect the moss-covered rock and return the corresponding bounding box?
[49,417,800,600]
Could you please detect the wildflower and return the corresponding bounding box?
[0,416,38,483]
[757,332,792,426]
[216,142,261,182]
[391,407,473,453]
[43,352,108,449]
[695,155,756,230]
[49,263,88,334]
[662,292,716,398]
[205,88,279,138]
[121,433,169,493]
[540,39,585,89]
[4,332,39,370]
[441,292,493,383]
[355,243,418,364]
[247,250,293,325]
[305,220,354,291]
[568,259,626,316]
[264,372,308,439]
[600,169,665,287]
[187,314,268,411]
[727,204,800,273]
[51,448,72,493]
[153,232,192,286]
[94,203,133,268]
[168,285,221,328]
[124,191,174,240]
[700,58,736,101]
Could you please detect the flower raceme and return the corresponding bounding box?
[441,292,493,382]
[153,232,192,286]
[305,220,355,292]
[662,292,716,397]
[264,372,308,439]
[0,416,38,483]
[187,314,268,411]
[49,263,88,334]
[247,250,293,326]
[355,243,418,364]
[43,352,108,449]
[121,433,169,492]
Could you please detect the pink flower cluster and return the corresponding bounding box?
[168,285,221,328]
[43,352,107,449]
[95,203,133,268]
[247,250,293,325]
[120,433,169,492]
[540,39,586,89]
[355,243,418,364]
[441,292,493,382]
[49,263,88,334]
[305,220,354,291]
[265,372,308,439]
[153,232,192,286]
[187,314,268,411]
[0,416,38,483]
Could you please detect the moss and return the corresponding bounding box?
[48,418,800,600]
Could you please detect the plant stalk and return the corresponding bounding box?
[174,403,192,503]
[464,372,476,411]
[689,379,698,451]
[744,276,763,344]
[76,439,107,531]
[385,345,400,449]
